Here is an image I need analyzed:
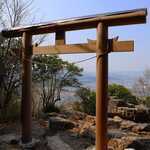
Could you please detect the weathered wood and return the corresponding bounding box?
[1,8,147,149]
[108,38,134,52]
[96,23,108,150]
[21,32,32,143]
[88,38,134,52]
[1,8,147,37]
[56,31,66,45]
[33,43,95,54]
[32,40,134,54]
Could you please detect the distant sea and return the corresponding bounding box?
[60,70,144,103]
[80,70,143,89]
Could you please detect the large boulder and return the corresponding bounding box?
[48,116,75,130]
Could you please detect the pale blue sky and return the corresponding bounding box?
[32,0,150,74]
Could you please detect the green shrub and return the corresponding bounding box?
[72,101,83,112]
[42,103,60,113]
[74,84,138,116]
[144,96,150,108]
[108,84,138,105]
[0,99,20,122]
[75,87,96,115]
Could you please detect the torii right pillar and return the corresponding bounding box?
[95,9,147,149]
[96,22,108,150]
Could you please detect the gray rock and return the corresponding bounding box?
[141,124,150,132]
[47,134,73,150]
[0,134,19,144]
[108,130,126,139]
[132,123,150,133]
[80,125,95,139]
[108,118,120,129]
[19,138,40,149]
[83,146,113,150]
[32,123,46,138]
[83,146,95,150]
[120,120,136,130]
[49,116,75,130]
[113,116,123,122]
[126,139,150,150]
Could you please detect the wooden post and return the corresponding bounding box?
[96,23,108,150]
[21,32,32,143]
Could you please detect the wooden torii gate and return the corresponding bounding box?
[1,8,147,150]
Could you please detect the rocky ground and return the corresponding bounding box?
[0,111,150,150]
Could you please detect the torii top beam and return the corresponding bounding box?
[1,8,147,38]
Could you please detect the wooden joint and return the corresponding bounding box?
[22,32,33,56]
[108,37,134,52]
[55,30,66,45]
[88,37,134,52]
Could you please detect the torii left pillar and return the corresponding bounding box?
[21,32,32,143]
